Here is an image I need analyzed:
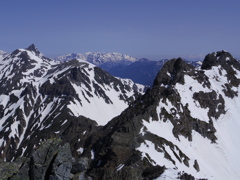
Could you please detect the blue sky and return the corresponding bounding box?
[1,0,240,60]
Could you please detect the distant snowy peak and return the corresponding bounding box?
[25,44,42,57]
[0,50,8,55]
[54,52,137,70]
[0,50,8,61]
[3,44,54,64]
[0,45,58,84]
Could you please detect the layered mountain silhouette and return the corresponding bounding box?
[55,53,202,86]
[54,52,137,70]
[0,46,239,180]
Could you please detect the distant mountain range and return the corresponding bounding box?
[55,53,202,86]
[54,52,137,70]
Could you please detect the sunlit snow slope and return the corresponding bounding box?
[0,44,145,161]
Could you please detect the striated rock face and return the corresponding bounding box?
[33,140,72,180]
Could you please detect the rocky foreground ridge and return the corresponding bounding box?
[0,47,240,180]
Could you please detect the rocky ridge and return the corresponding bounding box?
[82,51,240,179]
[0,44,145,162]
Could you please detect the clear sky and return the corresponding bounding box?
[1,0,240,60]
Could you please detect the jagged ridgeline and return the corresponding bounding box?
[0,44,145,159]
[0,46,240,180]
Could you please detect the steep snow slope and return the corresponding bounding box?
[40,58,145,125]
[138,52,240,179]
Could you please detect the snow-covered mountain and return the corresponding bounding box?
[0,50,8,55]
[82,51,240,179]
[0,44,145,161]
[1,48,240,180]
[0,50,8,61]
[86,51,240,179]
[54,52,137,70]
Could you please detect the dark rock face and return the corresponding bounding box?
[178,172,195,180]
[26,44,41,56]
[201,51,240,98]
[0,139,72,180]
[193,91,225,119]
[0,157,29,180]
[49,143,72,180]
[153,58,194,86]
[201,50,234,70]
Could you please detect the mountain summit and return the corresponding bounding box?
[26,44,42,56]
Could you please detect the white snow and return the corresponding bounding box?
[141,116,240,179]
[61,119,68,126]
[175,75,212,123]
[91,150,95,159]
[77,147,84,154]
[0,95,10,108]
[66,62,143,125]
[54,52,137,64]
[117,164,125,171]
